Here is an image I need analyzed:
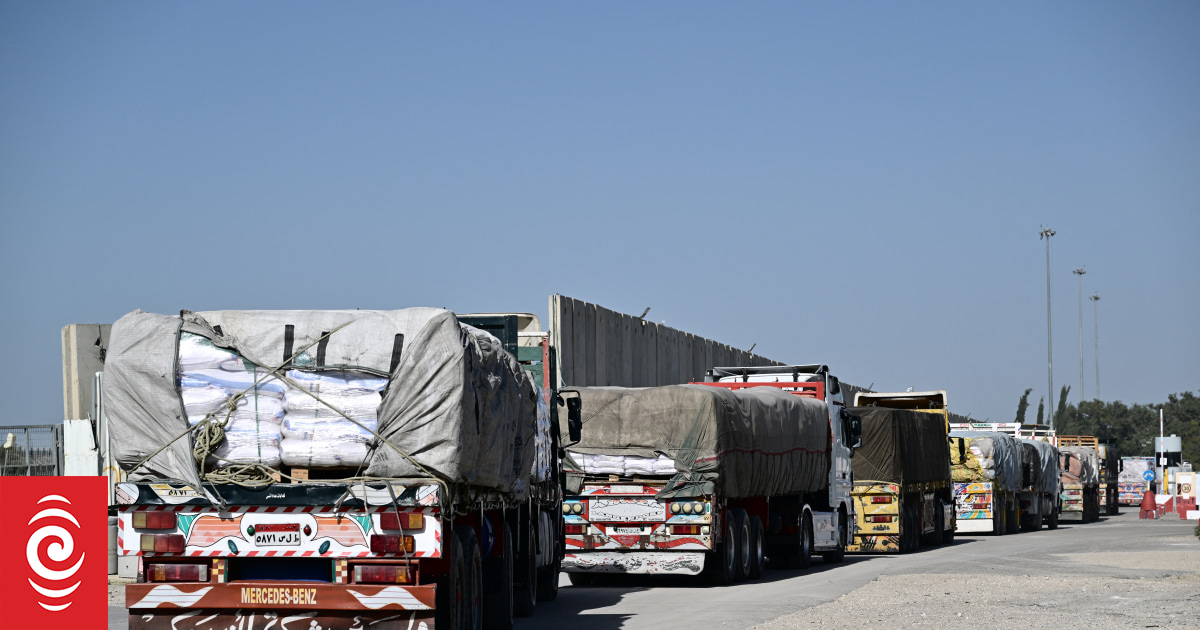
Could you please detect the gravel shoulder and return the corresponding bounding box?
[759,519,1200,630]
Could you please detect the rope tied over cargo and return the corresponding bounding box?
[129,322,451,506]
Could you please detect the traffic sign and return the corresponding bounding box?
[1143,470,1156,482]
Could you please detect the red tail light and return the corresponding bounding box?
[379,512,425,531]
[353,564,412,584]
[563,525,585,535]
[669,525,700,535]
[870,496,893,504]
[147,563,208,582]
[370,535,415,554]
[867,516,895,523]
[132,511,177,530]
[140,534,185,553]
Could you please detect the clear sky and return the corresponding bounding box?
[1,2,1196,425]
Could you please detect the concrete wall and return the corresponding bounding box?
[62,323,110,421]
[548,295,782,388]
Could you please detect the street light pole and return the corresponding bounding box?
[1039,227,1056,430]
[1090,293,1101,399]
[1073,267,1086,403]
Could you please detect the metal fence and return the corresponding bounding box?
[0,424,63,476]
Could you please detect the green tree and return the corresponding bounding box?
[1054,385,1072,427]
[1036,397,1045,425]
[1015,388,1033,424]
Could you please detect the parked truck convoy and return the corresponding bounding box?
[848,391,955,552]
[557,364,861,583]
[108,309,563,630]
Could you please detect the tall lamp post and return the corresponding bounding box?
[1073,267,1086,403]
[1039,227,1056,430]
[1090,293,1101,399]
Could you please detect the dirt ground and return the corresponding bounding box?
[759,533,1200,630]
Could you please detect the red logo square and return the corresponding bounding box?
[0,476,108,630]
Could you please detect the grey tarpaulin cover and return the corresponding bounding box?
[104,309,539,499]
[1017,440,1060,494]
[559,385,830,499]
[1059,446,1099,486]
[848,407,949,485]
[948,431,1023,493]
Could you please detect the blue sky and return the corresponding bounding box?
[1,2,1196,425]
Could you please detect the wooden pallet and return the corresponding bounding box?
[278,466,361,483]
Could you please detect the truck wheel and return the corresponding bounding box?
[568,572,594,586]
[707,510,738,585]
[820,510,847,564]
[992,501,1006,536]
[730,508,751,581]
[512,514,536,617]
[535,545,560,602]
[747,515,765,580]
[455,526,483,630]
[1007,501,1020,534]
[907,505,922,551]
[435,530,468,630]
[796,510,814,569]
[483,523,514,630]
[932,500,946,546]
[942,502,956,544]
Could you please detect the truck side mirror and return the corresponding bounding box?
[840,409,862,449]
[556,391,582,446]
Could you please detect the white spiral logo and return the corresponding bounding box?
[27,495,85,612]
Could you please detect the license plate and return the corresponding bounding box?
[609,485,643,494]
[609,526,643,535]
[253,523,301,546]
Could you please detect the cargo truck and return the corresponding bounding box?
[110,308,562,630]
[1118,456,1155,506]
[559,367,861,584]
[1058,444,1101,522]
[1014,438,1060,531]
[848,391,955,552]
[948,431,1024,534]
[1057,436,1119,516]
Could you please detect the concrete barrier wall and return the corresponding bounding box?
[548,295,782,388]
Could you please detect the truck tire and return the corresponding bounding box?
[707,510,738,585]
[992,500,1006,536]
[455,526,483,630]
[942,501,956,545]
[747,515,765,580]
[483,523,514,630]
[796,510,814,569]
[907,505,922,551]
[1006,501,1020,534]
[730,508,751,581]
[535,545,560,602]
[567,572,594,586]
[932,500,946,545]
[511,513,536,617]
[435,529,468,630]
[820,510,847,564]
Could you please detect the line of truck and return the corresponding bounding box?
[97,307,1127,630]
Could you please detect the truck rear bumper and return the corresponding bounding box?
[953,518,993,533]
[848,534,899,553]
[562,551,705,575]
[128,610,434,630]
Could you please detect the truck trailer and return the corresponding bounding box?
[1118,456,1155,506]
[559,366,860,584]
[948,431,1024,535]
[1058,444,1101,522]
[846,391,955,552]
[109,308,562,630]
[1014,438,1061,531]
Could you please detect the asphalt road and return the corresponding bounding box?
[110,511,1199,629]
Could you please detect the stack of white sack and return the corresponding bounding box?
[177,333,285,467]
[577,453,677,476]
[279,370,386,468]
[969,444,997,480]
